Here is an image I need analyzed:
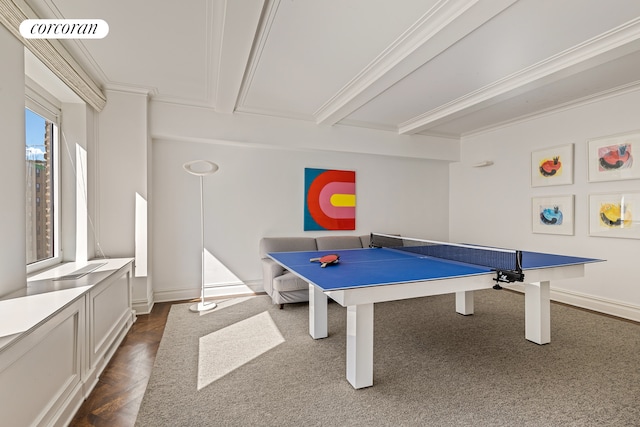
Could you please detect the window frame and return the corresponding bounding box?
[25,85,62,274]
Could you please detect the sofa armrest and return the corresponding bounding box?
[261,258,285,296]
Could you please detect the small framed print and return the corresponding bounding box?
[531,144,574,187]
[532,195,574,235]
[589,192,640,239]
[588,131,640,182]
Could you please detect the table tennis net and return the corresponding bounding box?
[370,233,523,274]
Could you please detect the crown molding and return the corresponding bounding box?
[0,0,106,111]
[104,83,157,97]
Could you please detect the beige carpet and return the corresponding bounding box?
[136,291,640,426]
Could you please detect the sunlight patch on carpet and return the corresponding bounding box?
[197,311,285,390]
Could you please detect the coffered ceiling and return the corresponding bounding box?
[22,0,640,138]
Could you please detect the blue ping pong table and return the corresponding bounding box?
[268,245,600,389]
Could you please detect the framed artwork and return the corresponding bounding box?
[304,168,356,230]
[589,192,640,239]
[531,144,574,187]
[532,195,574,235]
[588,131,639,182]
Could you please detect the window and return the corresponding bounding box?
[25,105,59,266]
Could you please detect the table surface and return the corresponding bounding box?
[268,247,600,291]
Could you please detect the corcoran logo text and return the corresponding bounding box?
[20,19,109,39]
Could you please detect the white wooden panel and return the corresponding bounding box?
[0,298,83,427]
[0,258,133,426]
[86,266,133,394]
[90,272,130,359]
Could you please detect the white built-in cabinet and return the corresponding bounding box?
[0,259,135,427]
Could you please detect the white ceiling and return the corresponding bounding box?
[25,0,640,138]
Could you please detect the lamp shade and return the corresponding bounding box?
[183,160,219,176]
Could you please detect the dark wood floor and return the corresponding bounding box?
[69,302,175,427]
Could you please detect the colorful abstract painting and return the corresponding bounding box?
[531,144,573,187]
[532,195,574,235]
[539,205,564,226]
[304,168,356,230]
[597,143,633,171]
[589,193,640,239]
[598,202,632,228]
[588,132,640,182]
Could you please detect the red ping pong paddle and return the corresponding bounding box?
[310,254,340,268]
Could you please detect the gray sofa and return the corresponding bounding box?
[259,235,371,308]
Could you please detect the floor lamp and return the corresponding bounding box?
[183,159,219,312]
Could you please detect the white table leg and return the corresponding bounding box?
[346,303,374,389]
[455,291,474,315]
[309,284,328,339]
[525,281,550,344]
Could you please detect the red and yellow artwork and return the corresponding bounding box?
[598,143,633,171]
[538,156,563,177]
[599,203,632,228]
[304,168,355,230]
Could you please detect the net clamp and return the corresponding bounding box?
[493,270,525,289]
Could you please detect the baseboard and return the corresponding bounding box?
[508,284,640,323]
[133,299,154,315]
[145,281,640,323]
[153,281,263,304]
[133,281,263,312]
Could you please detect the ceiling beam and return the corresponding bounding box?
[398,16,640,134]
[215,0,265,114]
[313,0,518,127]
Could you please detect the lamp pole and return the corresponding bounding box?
[183,160,219,312]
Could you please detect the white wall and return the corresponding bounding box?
[60,102,94,262]
[150,108,452,301]
[450,88,640,320]
[97,90,148,255]
[151,101,460,162]
[0,25,27,297]
[97,89,151,311]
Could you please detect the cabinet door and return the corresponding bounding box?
[87,267,133,383]
[0,298,85,426]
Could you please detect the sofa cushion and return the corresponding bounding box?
[273,272,309,292]
[315,235,364,251]
[259,237,317,258]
